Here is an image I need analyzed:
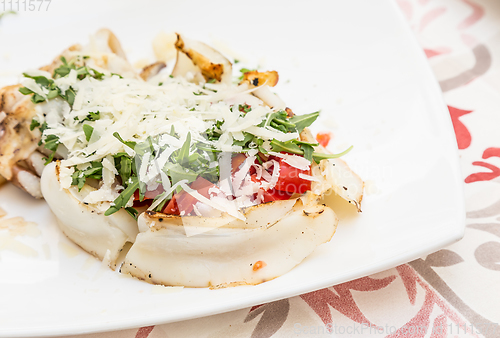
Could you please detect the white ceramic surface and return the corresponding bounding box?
[0,0,465,336]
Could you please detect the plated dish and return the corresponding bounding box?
[0,0,464,336]
[1,29,363,287]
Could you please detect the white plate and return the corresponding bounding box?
[0,0,465,336]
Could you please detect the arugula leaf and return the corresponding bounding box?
[288,111,320,133]
[90,68,105,80]
[19,86,46,104]
[53,64,72,78]
[293,139,319,147]
[31,93,46,104]
[43,135,60,152]
[115,156,132,187]
[163,162,198,187]
[83,124,94,142]
[270,139,303,155]
[270,121,287,133]
[169,125,180,139]
[205,120,224,141]
[232,132,254,147]
[38,121,48,133]
[18,69,82,107]
[22,73,52,87]
[133,136,155,156]
[63,88,76,106]
[19,73,60,104]
[42,134,60,164]
[18,86,34,96]
[53,56,106,81]
[80,111,100,122]
[29,119,40,131]
[105,178,139,216]
[70,162,103,191]
[270,138,346,163]
[312,146,353,162]
[71,170,86,191]
[252,138,268,154]
[84,162,103,178]
[46,89,59,100]
[152,193,169,212]
[113,132,137,149]
[125,207,139,220]
[174,132,191,165]
[301,144,315,162]
[196,143,221,153]
[272,115,295,129]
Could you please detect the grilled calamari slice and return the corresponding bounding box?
[40,154,339,286]
[239,70,285,110]
[0,85,43,197]
[40,162,138,269]
[300,128,364,211]
[240,70,279,88]
[172,33,233,84]
[140,61,167,81]
[0,29,136,198]
[40,157,338,287]
[121,196,337,287]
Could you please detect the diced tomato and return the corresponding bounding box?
[162,177,218,216]
[257,152,269,163]
[250,174,294,203]
[145,185,165,200]
[316,132,332,147]
[133,189,140,201]
[231,153,247,174]
[273,159,311,194]
[132,190,150,207]
[133,185,165,207]
[261,188,294,202]
[232,153,258,175]
[163,195,180,215]
[163,192,192,215]
[239,104,251,113]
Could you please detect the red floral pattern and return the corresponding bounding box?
[448,106,473,150]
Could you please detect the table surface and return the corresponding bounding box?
[4,0,500,337]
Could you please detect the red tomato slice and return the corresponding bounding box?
[162,177,218,216]
[133,189,140,201]
[273,159,311,194]
[132,189,150,207]
[231,153,247,174]
[250,174,294,203]
[231,153,259,175]
[133,185,165,207]
[261,188,294,202]
[163,194,180,215]
[145,185,165,200]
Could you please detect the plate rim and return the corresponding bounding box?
[0,0,466,336]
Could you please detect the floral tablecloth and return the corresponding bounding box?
[20,0,500,337]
